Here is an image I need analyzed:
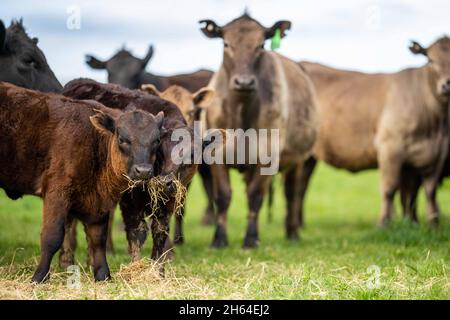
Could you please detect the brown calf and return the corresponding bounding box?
[0,82,163,282]
[62,79,219,261]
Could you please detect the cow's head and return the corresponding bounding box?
[90,108,164,182]
[410,36,450,100]
[86,45,154,89]
[0,19,62,92]
[200,13,290,93]
[141,84,215,126]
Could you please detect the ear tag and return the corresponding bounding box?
[271,28,281,50]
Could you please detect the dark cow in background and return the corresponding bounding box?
[85,45,213,92]
[0,19,61,92]
[0,82,164,282]
[200,13,318,248]
[297,36,450,228]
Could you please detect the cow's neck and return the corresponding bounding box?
[97,136,127,203]
[225,88,261,130]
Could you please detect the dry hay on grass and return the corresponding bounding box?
[123,174,187,217]
[0,258,214,300]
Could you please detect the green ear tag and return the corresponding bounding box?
[271,28,281,50]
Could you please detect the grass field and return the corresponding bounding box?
[0,163,449,299]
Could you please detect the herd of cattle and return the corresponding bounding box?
[0,13,449,283]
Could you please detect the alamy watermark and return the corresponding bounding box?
[66,5,81,30]
[170,121,280,175]
[366,265,381,289]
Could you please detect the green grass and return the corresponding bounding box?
[0,163,449,299]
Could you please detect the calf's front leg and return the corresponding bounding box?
[120,191,149,262]
[84,216,110,281]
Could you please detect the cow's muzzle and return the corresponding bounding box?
[129,164,153,181]
[231,75,257,92]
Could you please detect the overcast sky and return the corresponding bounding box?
[2,0,449,84]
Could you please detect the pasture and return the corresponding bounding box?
[0,163,449,300]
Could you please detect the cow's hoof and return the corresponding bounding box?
[173,235,184,246]
[242,236,259,249]
[31,271,49,284]
[94,267,111,282]
[428,216,439,229]
[201,211,215,226]
[286,230,300,241]
[211,235,228,248]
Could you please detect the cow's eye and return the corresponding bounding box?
[257,43,265,51]
[224,42,230,48]
[118,136,130,146]
[23,57,37,68]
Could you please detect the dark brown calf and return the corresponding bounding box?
[0,82,163,282]
[62,79,201,262]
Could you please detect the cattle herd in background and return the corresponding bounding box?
[0,14,449,283]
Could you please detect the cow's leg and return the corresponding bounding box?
[211,164,231,248]
[297,157,317,228]
[32,194,68,283]
[243,168,272,248]
[400,168,420,222]
[59,216,77,269]
[422,175,440,228]
[199,164,216,225]
[284,165,301,240]
[378,146,403,227]
[106,209,115,253]
[84,217,110,281]
[120,191,148,262]
[174,206,184,245]
[150,206,171,262]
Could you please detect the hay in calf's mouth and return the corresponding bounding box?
[147,175,187,216]
[122,174,187,216]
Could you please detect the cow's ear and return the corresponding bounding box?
[199,20,223,38]
[265,20,291,39]
[409,41,428,56]
[0,20,6,52]
[142,45,154,68]
[90,109,116,134]
[154,111,164,129]
[193,87,215,108]
[85,54,107,69]
[141,84,160,96]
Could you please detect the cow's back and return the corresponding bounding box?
[0,83,104,198]
[301,62,391,171]
[166,69,213,93]
[268,53,318,164]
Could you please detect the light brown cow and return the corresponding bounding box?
[200,13,318,248]
[141,84,215,127]
[298,36,450,227]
